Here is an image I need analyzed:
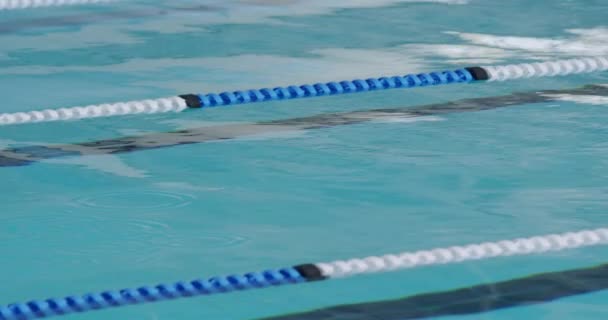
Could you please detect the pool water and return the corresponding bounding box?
[1,0,608,319]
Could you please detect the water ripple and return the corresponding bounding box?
[0,213,249,267]
[71,190,195,210]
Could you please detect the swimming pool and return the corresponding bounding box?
[1,0,608,319]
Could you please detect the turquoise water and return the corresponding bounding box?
[1,0,608,319]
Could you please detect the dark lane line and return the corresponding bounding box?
[260,263,608,320]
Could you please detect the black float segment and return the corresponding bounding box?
[294,264,327,281]
[179,94,203,108]
[465,67,490,81]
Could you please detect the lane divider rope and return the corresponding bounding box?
[0,0,112,10]
[483,57,608,82]
[2,227,607,320]
[0,56,606,127]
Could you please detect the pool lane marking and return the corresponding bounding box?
[1,83,607,167]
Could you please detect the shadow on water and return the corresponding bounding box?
[261,263,608,320]
[1,84,607,167]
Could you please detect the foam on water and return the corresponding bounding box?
[447,27,608,58]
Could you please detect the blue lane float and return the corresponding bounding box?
[0,265,317,320]
[178,68,477,108]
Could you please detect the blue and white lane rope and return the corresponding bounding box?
[0,56,607,126]
[2,227,608,320]
[0,0,111,10]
